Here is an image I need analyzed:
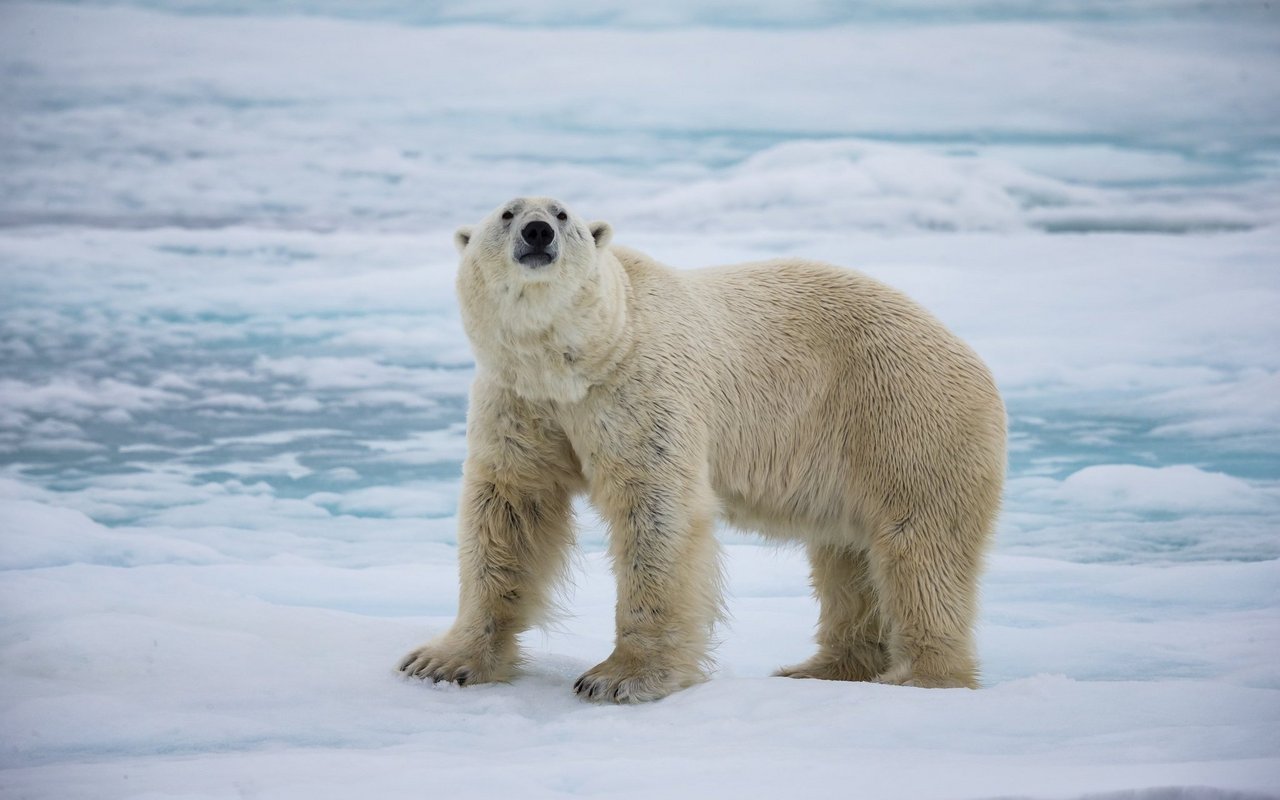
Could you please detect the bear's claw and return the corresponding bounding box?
[399,642,500,687]
[573,659,692,704]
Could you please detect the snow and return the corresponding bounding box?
[2,1,1279,798]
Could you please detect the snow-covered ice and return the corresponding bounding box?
[1,2,1278,798]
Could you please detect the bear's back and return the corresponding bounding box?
[611,250,1005,536]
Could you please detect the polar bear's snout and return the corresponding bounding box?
[522,220,554,248]
[516,219,558,268]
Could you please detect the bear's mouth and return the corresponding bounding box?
[517,251,555,268]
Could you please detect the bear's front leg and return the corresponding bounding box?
[400,381,580,687]
[575,471,722,704]
[398,468,576,685]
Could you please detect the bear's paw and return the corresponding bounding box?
[397,638,513,687]
[573,652,704,704]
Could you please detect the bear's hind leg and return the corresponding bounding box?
[776,544,889,682]
[867,515,983,689]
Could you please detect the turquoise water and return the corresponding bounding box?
[1,0,1277,564]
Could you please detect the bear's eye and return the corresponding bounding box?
[501,210,514,221]
[556,211,568,221]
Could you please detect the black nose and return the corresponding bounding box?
[521,220,555,249]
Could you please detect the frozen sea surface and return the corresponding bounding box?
[1,2,1279,798]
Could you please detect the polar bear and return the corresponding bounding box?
[399,197,1006,703]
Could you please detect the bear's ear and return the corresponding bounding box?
[589,221,613,250]
[453,226,473,254]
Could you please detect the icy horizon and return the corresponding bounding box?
[1,2,1278,798]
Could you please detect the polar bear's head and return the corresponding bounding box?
[455,198,626,362]
[454,197,613,285]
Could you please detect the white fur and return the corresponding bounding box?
[400,197,1006,702]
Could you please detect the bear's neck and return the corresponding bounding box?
[465,252,632,404]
